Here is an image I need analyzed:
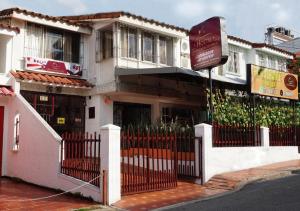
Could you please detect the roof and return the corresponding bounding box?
[228,35,252,46]
[0,7,90,28]
[10,70,93,88]
[276,37,300,54]
[0,23,20,33]
[115,67,246,85]
[61,11,188,33]
[0,86,14,96]
[252,43,294,56]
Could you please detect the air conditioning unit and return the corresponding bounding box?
[181,56,190,68]
[181,40,190,55]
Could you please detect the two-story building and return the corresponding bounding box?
[0,7,296,202]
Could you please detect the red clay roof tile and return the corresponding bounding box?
[0,86,14,96]
[10,70,93,88]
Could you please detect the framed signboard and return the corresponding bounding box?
[249,64,298,100]
[189,17,229,70]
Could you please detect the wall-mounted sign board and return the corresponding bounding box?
[249,64,298,100]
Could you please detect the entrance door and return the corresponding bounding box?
[0,107,4,175]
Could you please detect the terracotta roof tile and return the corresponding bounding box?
[61,11,189,33]
[0,23,20,33]
[10,70,93,88]
[252,43,294,56]
[0,86,14,96]
[0,7,91,28]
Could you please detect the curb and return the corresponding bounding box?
[152,170,296,211]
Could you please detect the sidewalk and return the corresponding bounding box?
[112,159,300,211]
[0,177,96,211]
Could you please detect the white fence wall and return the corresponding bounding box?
[195,123,300,183]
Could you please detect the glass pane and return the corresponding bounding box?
[159,37,167,64]
[128,29,137,58]
[143,33,154,62]
[121,27,128,57]
[45,29,63,61]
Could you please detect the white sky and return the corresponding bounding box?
[1,0,299,42]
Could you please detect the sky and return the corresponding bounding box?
[0,0,299,42]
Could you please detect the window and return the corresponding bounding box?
[258,53,267,67]
[95,30,101,62]
[45,29,63,61]
[100,30,113,60]
[89,107,95,119]
[268,57,276,69]
[142,32,155,62]
[24,23,80,63]
[159,36,173,65]
[13,114,20,151]
[121,27,137,59]
[228,51,240,74]
[278,59,287,71]
[24,23,44,58]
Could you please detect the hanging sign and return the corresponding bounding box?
[25,57,82,76]
[189,16,229,70]
[250,64,298,100]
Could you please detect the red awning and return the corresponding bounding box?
[0,86,14,96]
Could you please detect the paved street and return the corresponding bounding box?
[167,172,300,211]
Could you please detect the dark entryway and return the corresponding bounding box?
[113,102,151,127]
[21,91,85,135]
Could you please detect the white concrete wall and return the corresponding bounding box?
[4,94,101,202]
[195,124,300,183]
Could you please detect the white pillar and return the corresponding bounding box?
[100,124,121,205]
[260,126,270,147]
[194,123,212,183]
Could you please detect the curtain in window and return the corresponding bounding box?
[159,37,167,64]
[121,27,128,57]
[64,33,72,62]
[25,23,43,58]
[128,29,137,58]
[142,32,154,62]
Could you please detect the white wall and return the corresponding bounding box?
[5,94,101,202]
[195,124,300,183]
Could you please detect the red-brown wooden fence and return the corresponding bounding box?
[213,122,261,147]
[269,126,300,146]
[121,129,177,195]
[61,132,101,187]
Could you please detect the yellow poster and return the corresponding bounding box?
[251,64,298,100]
[57,117,65,125]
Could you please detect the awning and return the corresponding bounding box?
[10,70,93,88]
[0,86,14,96]
[115,67,247,85]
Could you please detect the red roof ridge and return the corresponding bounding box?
[0,23,20,33]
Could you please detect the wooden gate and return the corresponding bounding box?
[61,133,101,187]
[177,131,202,179]
[121,129,177,195]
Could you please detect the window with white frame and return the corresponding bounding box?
[121,26,137,59]
[227,51,240,74]
[99,30,113,60]
[258,53,267,67]
[142,32,155,62]
[13,113,20,151]
[159,36,173,65]
[278,59,287,71]
[268,56,276,69]
[24,22,80,63]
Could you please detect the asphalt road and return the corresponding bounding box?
[166,172,300,211]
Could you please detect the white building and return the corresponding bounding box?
[0,7,295,202]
